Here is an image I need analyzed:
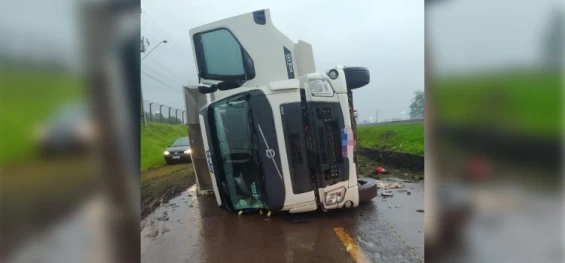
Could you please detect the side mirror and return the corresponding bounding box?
[198,84,217,94]
[217,80,243,91]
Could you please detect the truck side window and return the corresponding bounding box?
[200,29,244,76]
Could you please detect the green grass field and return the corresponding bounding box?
[433,70,562,139]
[141,123,189,170]
[357,123,424,155]
[0,70,83,166]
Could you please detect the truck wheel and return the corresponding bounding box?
[343,67,370,90]
[358,177,378,202]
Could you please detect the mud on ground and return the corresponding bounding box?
[141,163,195,219]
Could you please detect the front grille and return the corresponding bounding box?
[311,105,345,186]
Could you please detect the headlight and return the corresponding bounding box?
[164,151,170,155]
[308,79,334,97]
[184,149,191,154]
[324,187,346,206]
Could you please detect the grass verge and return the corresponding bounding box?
[357,123,424,155]
[0,70,83,166]
[433,70,562,139]
[141,123,189,170]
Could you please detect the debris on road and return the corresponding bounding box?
[267,211,272,217]
[381,191,394,197]
[162,227,170,234]
[145,229,159,238]
[259,209,263,215]
[238,210,243,216]
[376,180,403,189]
[416,209,424,213]
[156,212,170,221]
[374,166,390,174]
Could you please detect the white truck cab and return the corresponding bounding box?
[189,9,375,213]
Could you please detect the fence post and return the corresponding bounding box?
[168,107,172,124]
[175,109,179,124]
[148,102,153,122]
[159,105,163,123]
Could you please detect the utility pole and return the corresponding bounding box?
[375,110,378,123]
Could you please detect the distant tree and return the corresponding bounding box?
[409,90,424,119]
[541,7,564,70]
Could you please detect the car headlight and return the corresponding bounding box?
[308,79,334,97]
[164,151,170,155]
[324,187,346,206]
[184,149,191,154]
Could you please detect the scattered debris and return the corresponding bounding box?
[238,210,243,216]
[156,215,169,221]
[397,189,408,193]
[374,166,389,174]
[416,209,424,213]
[189,205,193,208]
[407,192,411,195]
[267,211,272,217]
[162,227,170,234]
[376,180,403,189]
[145,229,159,238]
[259,210,263,215]
[395,206,400,208]
[381,191,394,197]
[412,175,423,181]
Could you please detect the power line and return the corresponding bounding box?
[142,11,192,57]
[145,56,186,84]
[142,64,184,86]
[141,72,182,93]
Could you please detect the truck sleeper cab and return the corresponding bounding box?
[189,9,376,214]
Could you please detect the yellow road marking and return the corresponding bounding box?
[333,227,370,263]
[387,222,422,263]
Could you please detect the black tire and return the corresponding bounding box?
[343,67,370,90]
[358,177,378,202]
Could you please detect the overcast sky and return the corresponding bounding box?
[141,0,425,122]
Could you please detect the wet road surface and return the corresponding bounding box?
[141,179,424,263]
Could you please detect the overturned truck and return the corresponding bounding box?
[187,9,377,214]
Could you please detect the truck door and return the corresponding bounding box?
[189,9,316,100]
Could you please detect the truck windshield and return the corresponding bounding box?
[210,94,268,210]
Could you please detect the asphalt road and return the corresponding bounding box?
[141,179,424,263]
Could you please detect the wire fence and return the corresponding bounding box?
[143,100,186,125]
